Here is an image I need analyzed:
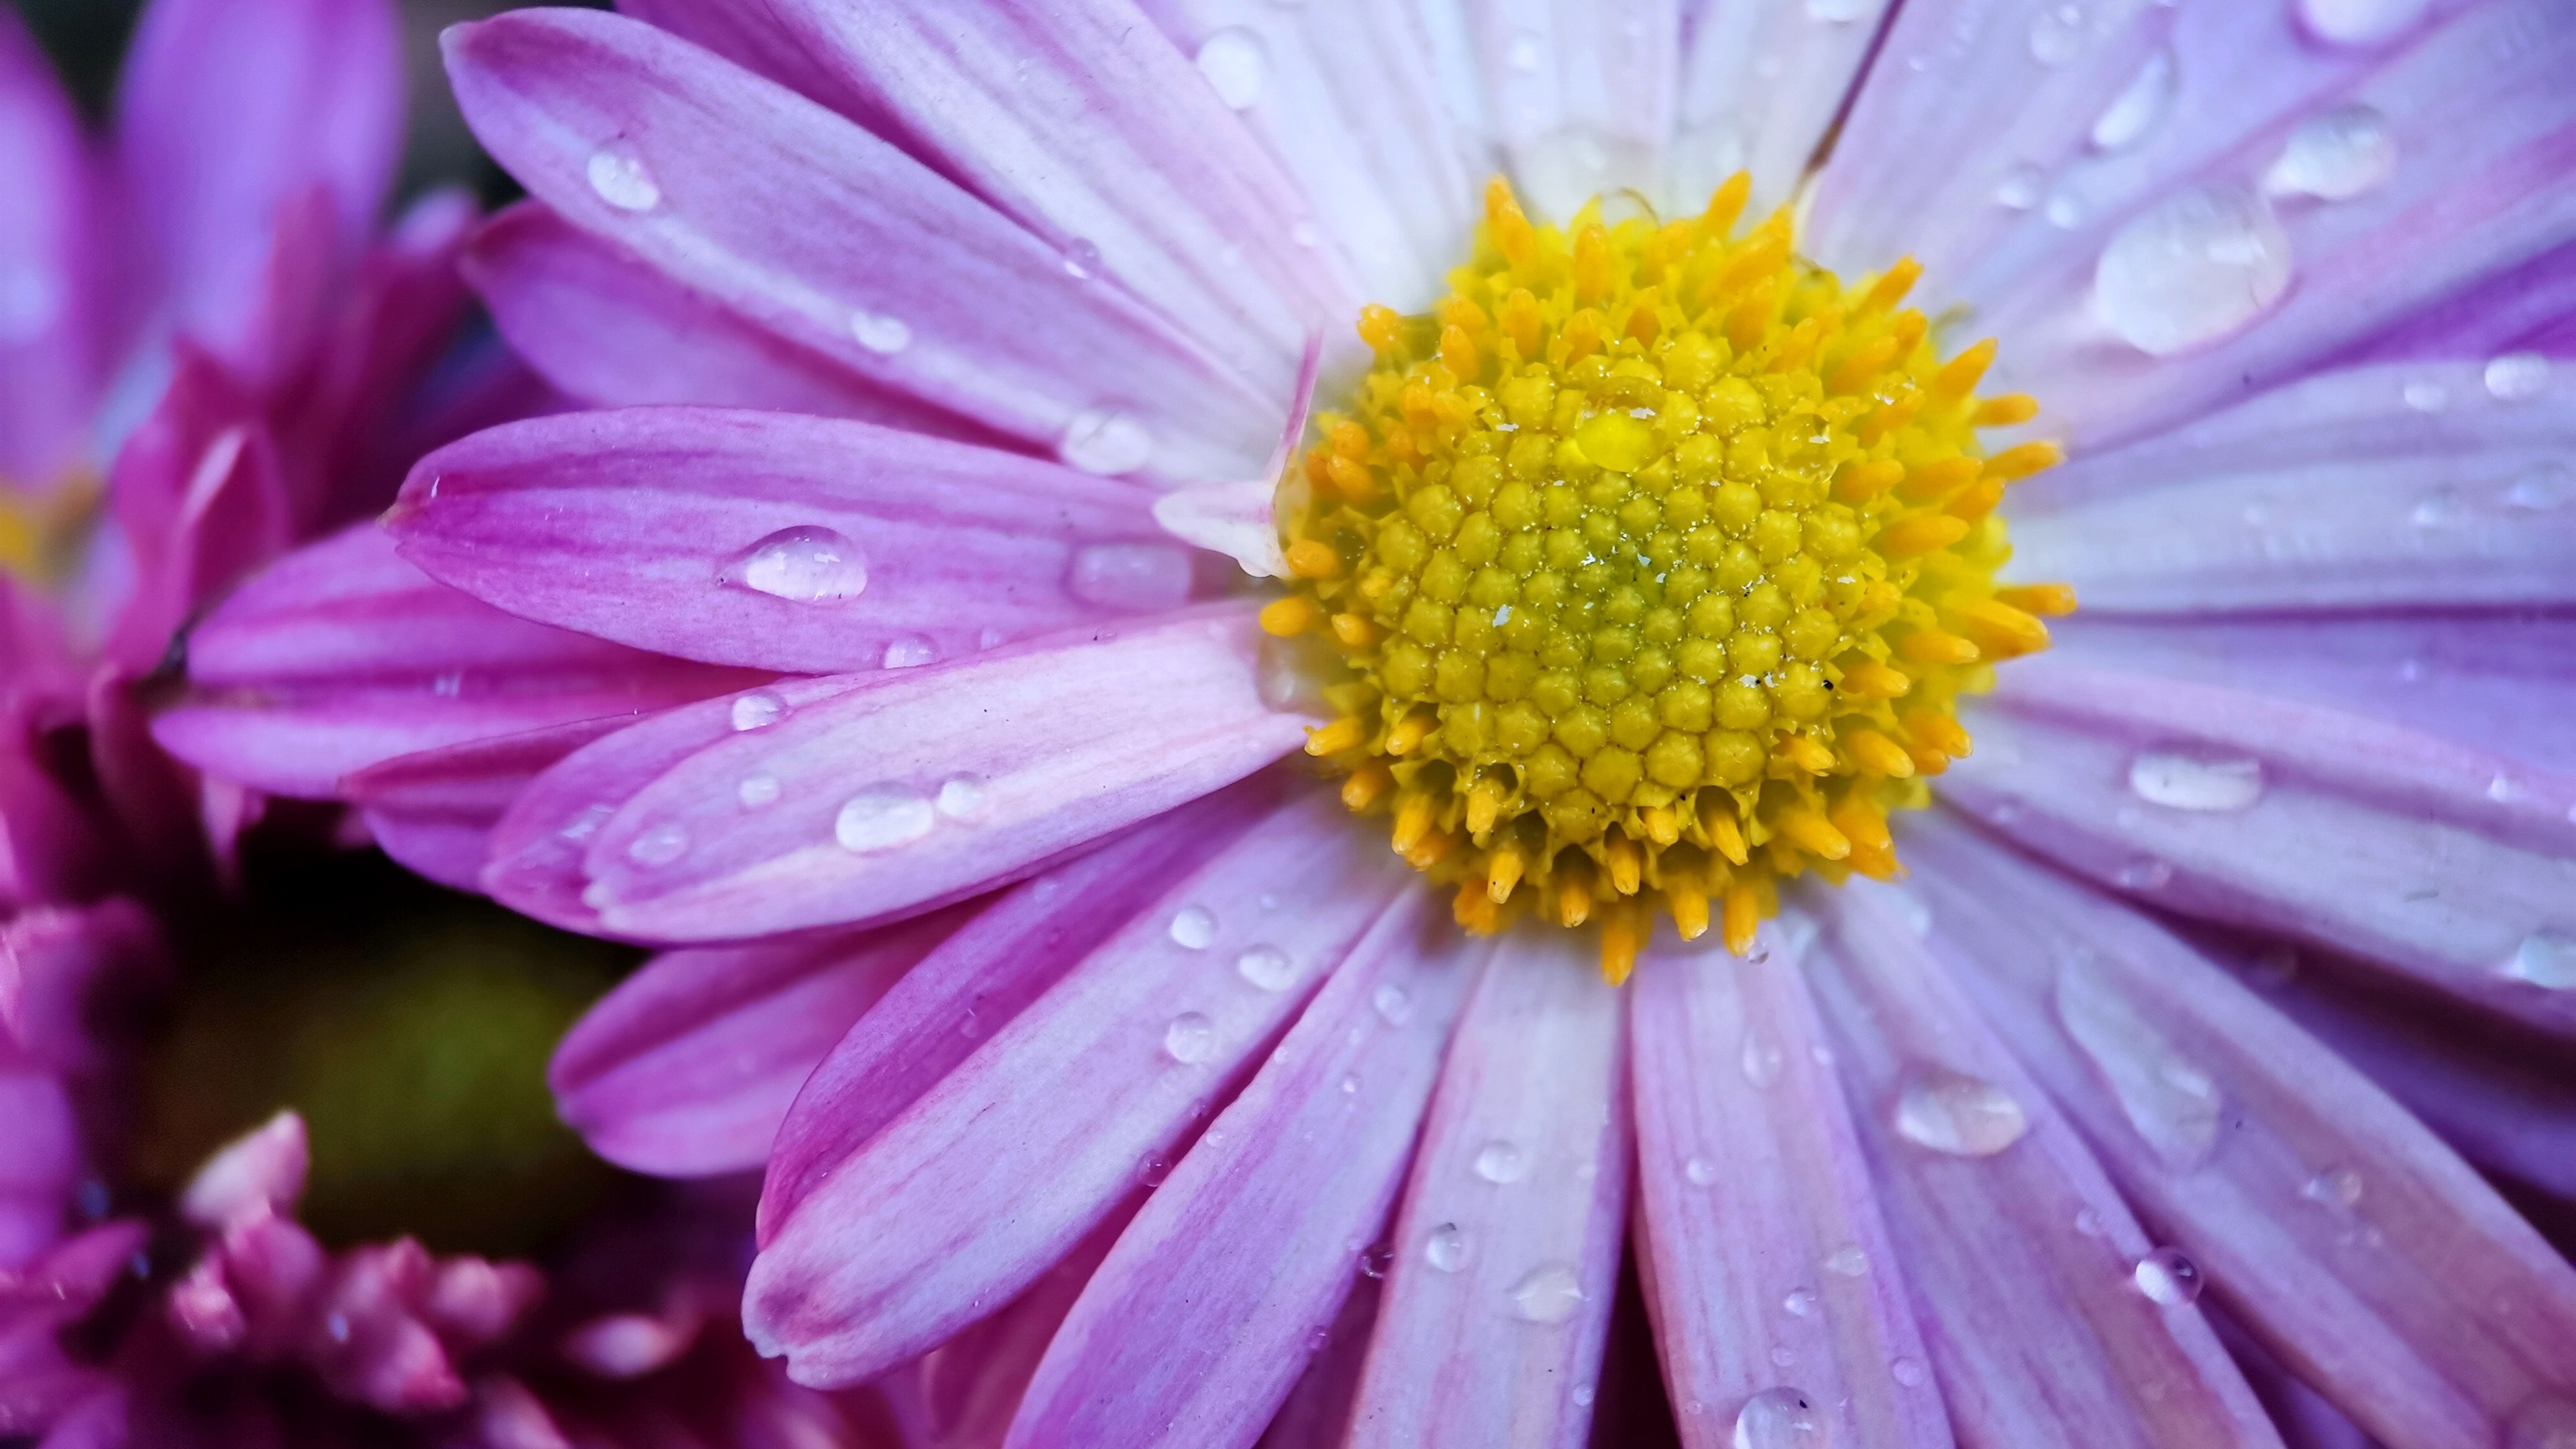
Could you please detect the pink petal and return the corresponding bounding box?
[1258,1276,1383,1449]
[343,719,625,892]
[0,8,111,483]
[549,909,967,1177]
[390,406,1187,675]
[577,604,1312,942]
[1625,925,1953,1449]
[1464,0,1678,223]
[1004,890,1486,1449]
[443,8,1281,483]
[743,791,1406,1389]
[1903,816,2576,1449]
[102,356,294,674]
[1669,0,1891,216]
[1803,888,2283,1448]
[922,1208,1136,1449]
[1344,928,1629,1449]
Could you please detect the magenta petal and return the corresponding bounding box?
[1004,890,1486,1449]
[389,406,1183,674]
[1903,818,2576,1449]
[442,8,1281,482]
[0,9,110,483]
[578,604,1310,942]
[1625,926,1953,1449]
[1804,888,2282,1448]
[550,908,966,1177]
[743,792,1406,1388]
[342,720,623,892]
[103,356,294,674]
[922,1208,1136,1449]
[1345,928,1629,1448]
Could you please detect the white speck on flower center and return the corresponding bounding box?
[1194,28,1269,109]
[1685,1156,1719,1187]
[2263,105,2396,202]
[2090,48,2176,152]
[2132,1246,2204,1305]
[1169,906,1218,950]
[1059,408,1155,476]
[1996,163,2046,211]
[2502,931,2576,991]
[626,821,688,866]
[835,788,936,852]
[586,146,661,212]
[1066,542,1197,610]
[1892,1067,2030,1157]
[1163,1012,1217,1063]
[2027,5,2088,66]
[934,775,989,822]
[1823,1244,1870,1277]
[2506,464,2575,512]
[1732,1387,1827,1448]
[1236,944,1298,991]
[2485,352,2551,402]
[851,311,911,355]
[2297,0,2430,48]
[719,526,869,604]
[1372,983,1414,1026]
[1424,1223,1468,1272]
[881,636,938,669]
[737,774,781,808]
[2128,750,2265,812]
[729,690,786,731]
[2055,951,2224,1171]
[1473,1140,1527,1184]
[2093,184,2292,356]
[1509,1264,1586,1324]
[2303,1167,2364,1208]
[1741,1034,1786,1088]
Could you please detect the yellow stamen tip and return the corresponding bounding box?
[1259,596,1318,637]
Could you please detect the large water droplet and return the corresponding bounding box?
[1424,1223,1468,1272]
[2297,0,2430,48]
[2094,185,2292,356]
[730,690,787,731]
[626,821,688,866]
[2486,352,2551,402]
[851,311,911,355]
[1060,409,1155,476]
[2506,463,2575,512]
[1509,1263,1585,1324]
[2128,750,2265,812]
[719,526,869,604]
[2502,931,2576,991]
[1066,542,1196,610]
[1474,1140,1527,1184]
[2506,1395,2576,1449]
[2055,953,2224,1171]
[586,146,661,212]
[1892,1067,2029,1157]
[2132,1246,2204,1305]
[1236,944,1298,992]
[2090,48,2176,152]
[1194,28,1269,109]
[835,788,936,852]
[1169,906,1218,949]
[2263,105,2396,202]
[1733,1387,1827,1448]
[1164,1012,1217,1064]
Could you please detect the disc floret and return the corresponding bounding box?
[1267,175,2072,981]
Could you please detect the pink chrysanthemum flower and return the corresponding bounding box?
[158,1,2576,1446]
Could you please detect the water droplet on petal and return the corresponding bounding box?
[1996,163,2046,211]
[1066,542,1197,610]
[1373,983,1414,1026]
[2263,105,2396,201]
[2117,857,2175,891]
[730,690,787,731]
[934,775,988,822]
[1685,1157,1719,1187]
[719,526,870,604]
[851,311,911,355]
[1163,1012,1217,1064]
[2055,952,2224,1171]
[1572,1383,1597,1407]
[2404,380,2450,413]
[2132,1246,2204,1305]
[1823,1244,1869,1277]
[1509,1263,1585,1324]
[1892,1356,1930,1388]
[881,637,938,669]
[1474,1140,1527,1184]
[1169,906,1218,949]
[586,146,661,212]
[1060,408,1155,476]
[1732,1387,1827,1448]
[626,821,688,866]
[2128,750,2264,812]
[1194,28,1269,109]
[2485,352,2551,402]
[2090,48,2176,152]
[1138,1150,1171,1186]
[835,788,936,852]
[1782,1288,1818,1318]
[1741,1033,1786,1087]
[2093,184,2292,356]
[2506,463,2575,512]
[1358,1245,1395,1278]
[1505,32,1542,72]
[2075,1208,2107,1236]
[2028,5,2087,66]
[2302,1167,2364,1208]
[1058,239,1103,282]
[1236,944,1298,991]
[2502,931,2576,991]
[1425,1223,1468,1272]
[2297,0,2430,48]
[737,774,781,808]
[1892,1067,2029,1157]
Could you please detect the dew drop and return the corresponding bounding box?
[1892,1356,1929,1388]
[2485,352,2552,402]
[1572,1383,1597,1407]
[1424,1223,1468,1273]
[1236,944,1299,992]
[1770,1346,1796,1369]
[718,526,869,604]
[2117,857,2175,891]
[2302,1167,2364,1208]
[1358,1245,1395,1279]
[1996,163,2045,211]
[1732,1387,1827,1448]
[1139,1150,1171,1187]
[2128,750,2264,812]
[1892,1067,2030,1157]
[2506,463,2576,512]
[934,775,989,822]
[1823,1244,1869,1278]
[1782,1288,1818,1318]
[2411,488,2464,527]
[1163,1012,1217,1065]
[1741,1033,1786,1087]
[2502,931,2576,991]
[737,774,782,808]
[2075,1208,2107,1236]
[1194,28,1269,109]
[2263,105,2396,202]
[1066,542,1196,610]
[2403,380,2450,414]
[1509,1263,1585,1324]
[1685,1157,1719,1187]
[2055,952,2224,1171]
[1169,906,1218,949]
[585,146,661,212]
[881,636,937,669]
[1474,1140,1527,1184]
[730,690,787,731]
[1305,1325,1330,1352]
[2132,1246,2204,1305]
[851,311,911,355]
[1060,408,1155,476]
[1505,32,1542,72]
[1373,983,1415,1026]
[835,788,936,852]
[2090,48,2176,152]
[2093,184,2292,356]
[2296,0,2430,48]
[626,821,688,867]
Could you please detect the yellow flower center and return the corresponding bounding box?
[1264,175,2074,983]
